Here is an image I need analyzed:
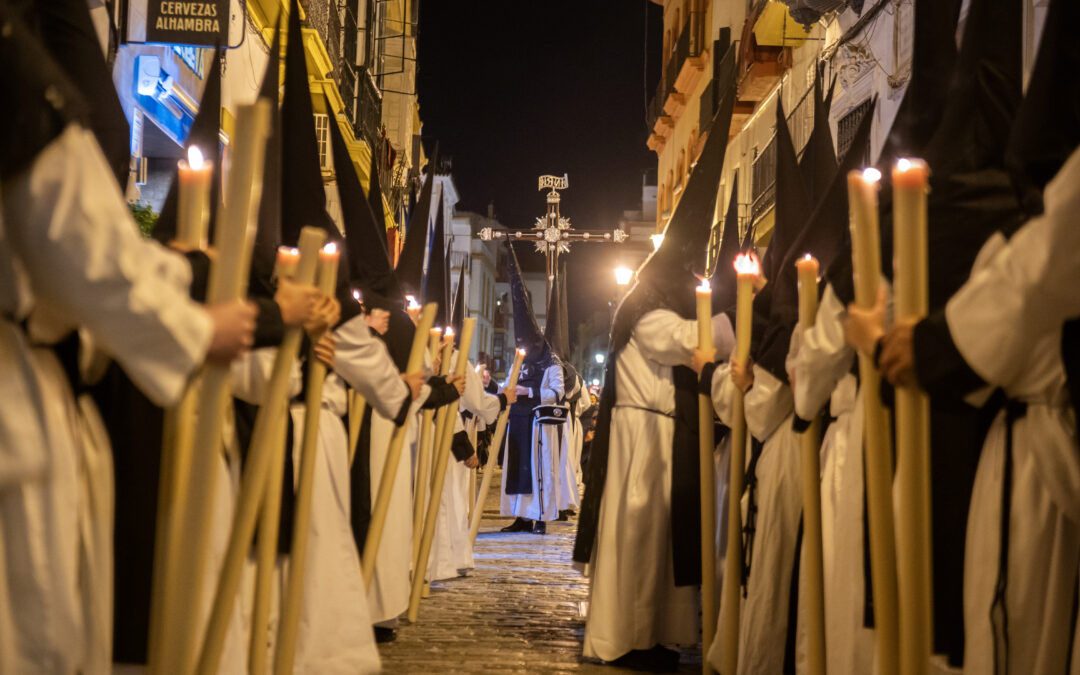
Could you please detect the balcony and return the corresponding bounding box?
[737,0,797,106]
[670,10,708,96]
[646,76,673,153]
[750,134,777,225]
[699,34,736,136]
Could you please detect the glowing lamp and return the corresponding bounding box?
[650,233,665,251]
[614,266,633,286]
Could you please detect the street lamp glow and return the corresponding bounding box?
[614,266,633,286]
[650,233,665,251]
[591,378,600,387]
[594,353,605,364]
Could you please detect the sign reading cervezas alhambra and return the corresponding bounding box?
[146,0,228,46]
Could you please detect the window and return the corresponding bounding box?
[314,114,331,172]
[836,99,873,163]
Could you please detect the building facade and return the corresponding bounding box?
[100,0,412,235]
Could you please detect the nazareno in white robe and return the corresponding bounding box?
[501,362,564,523]
[282,315,408,675]
[429,355,501,581]
[946,203,1080,673]
[583,309,733,662]
[710,355,803,675]
[0,126,213,675]
[790,284,874,675]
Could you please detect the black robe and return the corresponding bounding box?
[503,360,544,495]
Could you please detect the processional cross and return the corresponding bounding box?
[478,174,628,306]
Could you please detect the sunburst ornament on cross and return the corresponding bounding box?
[478,174,628,303]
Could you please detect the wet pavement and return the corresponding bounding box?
[377,469,702,673]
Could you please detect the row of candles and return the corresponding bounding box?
[179,133,929,674]
[176,139,532,658]
[698,159,930,675]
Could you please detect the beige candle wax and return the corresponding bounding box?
[176,145,212,249]
[796,254,820,328]
[892,157,932,675]
[733,252,760,361]
[846,164,900,675]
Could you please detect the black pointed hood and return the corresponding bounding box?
[280,0,336,247]
[544,264,570,361]
[752,94,812,384]
[329,93,401,308]
[799,69,837,203]
[760,94,810,294]
[780,99,877,320]
[1005,0,1080,215]
[248,18,283,299]
[424,194,449,328]
[505,241,549,364]
[709,175,741,315]
[153,47,222,245]
[605,45,736,364]
[632,85,735,320]
[34,0,130,188]
[876,0,1024,312]
[396,145,438,297]
[450,259,466,337]
[878,0,963,165]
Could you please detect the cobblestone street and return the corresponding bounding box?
[378,470,701,673]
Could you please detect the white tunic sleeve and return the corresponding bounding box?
[744,364,794,441]
[540,364,565,404]
[632,309,697,367]
[710,359,739,425]
[793,284,856,420]
[332,314,409,420]
[946,146,1080,386]
[3,126,213,406]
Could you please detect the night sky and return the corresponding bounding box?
[416,1,662,338]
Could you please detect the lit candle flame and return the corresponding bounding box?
[733,252,761,276]
[445,327,455,338]
[696,278,711,293]
[188,145,205,171]
[897,158,912,173]
[802,253,814,262]
[352,289,361,302]
[516,348,526,357]
[429,327,442,336]
[323,242,338,255]
[862,167,882,183]
[406,295,420,310]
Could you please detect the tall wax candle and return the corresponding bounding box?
[846,166,900,675]
[695,278,717,675]
[176,145,212,249]
[796,255,820,329]
[795,253,825,675]
[891,157,932,675]
[733,252,760,360]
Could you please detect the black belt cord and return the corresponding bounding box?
[742,438,765,596]
[990,399,1027,675]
